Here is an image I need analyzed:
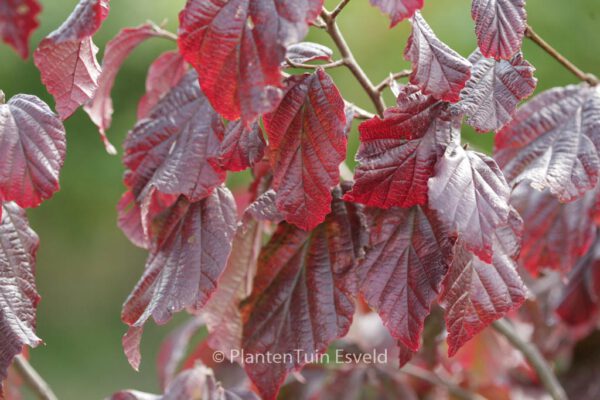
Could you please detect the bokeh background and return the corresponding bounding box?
[0,0,598,398]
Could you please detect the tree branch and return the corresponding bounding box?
[147,20,178,42]
[330,0,352,20]
[350,103,375,120]
[401,364,486,400]
[320,9,386,117]
[525,25,599,86]
[376,70,412,93]
[492,319,567,400]
[12,355,58,400]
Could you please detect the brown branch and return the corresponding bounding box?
[401,364,486,400]
[330,0,352,20]
[284,58,345,70]
[147,20,178,42]
[13,355,58,400]
[349,103,375,120]
[492,319,568,400]
[376,70,412,92]
[525,25,599,86]
[320,9,386,117]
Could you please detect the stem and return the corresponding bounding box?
[147,20,178,42]
[376,70,412,92]
[13,355,58,400]
[284,58,345,70]
[330,0,352,20]
[492,319,567,400]
[525,25,599,86]
[321,10,386,117]
[401,365,486,400]
[350,104,375,120]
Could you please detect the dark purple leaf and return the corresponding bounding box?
[218,121,266,172]
[472,0,527,60]
[284,42,333,65]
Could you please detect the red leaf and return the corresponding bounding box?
[178,0,324,123]
[0,203,41,381]
[344,85,456,208]
[123,71,225,208]
[240,186,367,400]
[117,190,147,249]
[218,121,266,172]
[404,12,471,103]
[428,144,511,263]
[359,205,455,351]
[122,186,237,331]
[439,209,527,356]
[263,69,347,230]
[0,0,41,59]
[137,51,187,120]
[472,0,527,60]
[284,42,333,65]
[510,183,597,275]
[495,84,600,202]
[33,0,110,119]
[459,50,536,132]
[370,0,424,27]
[84,24,166,153]
[0,93,66,209]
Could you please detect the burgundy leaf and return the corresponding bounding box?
[459,49,536,132]
[245,190,284,223]
[122,326,143,371]
[0,0,41,59]
[404,12,471,102]
[439,210,527,356]
[428,144,511,263]
[33,0,110,119]
[284,42,333,65]
[137,51,187,120]
[359,205,455,351]
[0,203,41,381]
[370,0,424,27]
[510,183,597,275]
[117,190,147,249]
[241,187,367,400]
[178,0,324,123]
[84,24,165,152]
[495,85,600,202]
[556,237,600,326]
[123,71,225,208]
[218,121,266,172]
[263,69,347,230]
[344,85,456,208]
[122,186,237,332]
[472,0,527,60]
[0,93,66,209]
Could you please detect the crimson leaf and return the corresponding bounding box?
[122,186,237,331]
[33,0,109,119]
[404,12,471,102]
[344,85,456,208]
[284,42,333,65]
[0,202,41,382]
[123,71,225,208]
[0,93,66,209]
[178,0,324,123]
[439,209,527,356]
[84,24,166,152]
[459,49,536,132]
[137,51,187,120]
[428,143,511,263]
[263,69,347,230]
[472,0,527,61]
[0,0,41,59]
[359,205,455,351]
[370,0,424,27]
[510,183,596,275]
[495,85,600,202]
[218,121,266,172]
[241,186,367,400]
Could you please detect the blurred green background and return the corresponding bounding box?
[0,0,598,398]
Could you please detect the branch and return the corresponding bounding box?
[350,103,375,120]
[401,364,486,400]
[330,0,352,20]
[525,25,599,86]
[320,9,386,117]
[492,319,567,400]
[12,355,58,400]
[147,20,178,42]
[376,70,412,93]
[284,58,345,70]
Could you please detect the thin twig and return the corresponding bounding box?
[320,10,386,116]
[492,319,568,400]
[284,58,345,70]
[147,20,178,42]
[351,104,375,120]
[401,364,486,400]
[330,0,352,20]
[376,70,412,92]
[13,355,58,400]
[525,25,599,86]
